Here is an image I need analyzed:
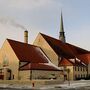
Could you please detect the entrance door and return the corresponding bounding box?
[7,69,12,80]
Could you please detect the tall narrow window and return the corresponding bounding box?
[78,66,79,71]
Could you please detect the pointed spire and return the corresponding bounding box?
[60,11,64,32]
[59,11,66,43]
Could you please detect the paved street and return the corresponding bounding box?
[0,80,90,90]
[39,80,90,90]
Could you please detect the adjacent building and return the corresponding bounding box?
[0,32,63,80]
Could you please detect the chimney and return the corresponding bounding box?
[24,30,28,43]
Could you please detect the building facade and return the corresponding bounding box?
[0,39,63,80]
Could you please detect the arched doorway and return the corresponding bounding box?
[7,69,12,80]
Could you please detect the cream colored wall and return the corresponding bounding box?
[19,70,63,81]
[32,70,62,80]
[33,33,59,66]
[19,70,30,80]
[65,66,74,80]
[0,40,19,80]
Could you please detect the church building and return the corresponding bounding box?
[0,12,90,81]
[33,12,90,80]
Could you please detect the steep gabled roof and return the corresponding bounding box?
[66,43,89,55]
[7,39,49,63]
[66,43,90,64]
[59,58,74,66]
[40,33,90,64]
[19,63,61,71]
[40,33,75,59]
[77,54,90,64]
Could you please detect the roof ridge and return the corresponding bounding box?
[40,33,90,53]
[7,38,39,48]
[66,43,90,53]
[40,33,63,42]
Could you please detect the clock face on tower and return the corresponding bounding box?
[3,55,9,67]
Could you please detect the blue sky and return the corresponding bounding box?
[0,0,90,50]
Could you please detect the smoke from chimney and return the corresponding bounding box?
[0,17,29,44]
[0,17,26,30]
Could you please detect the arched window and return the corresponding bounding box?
[3,55,9,67]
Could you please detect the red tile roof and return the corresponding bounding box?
[59,58,74,66]
[40,33,75,59]
[59,58,86,66]
[66,44,90,64]
[19,63,61,71]
[40,33,90,64]
[77,54,90,64]
[66,43,89,55]
[7,39,49,63]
